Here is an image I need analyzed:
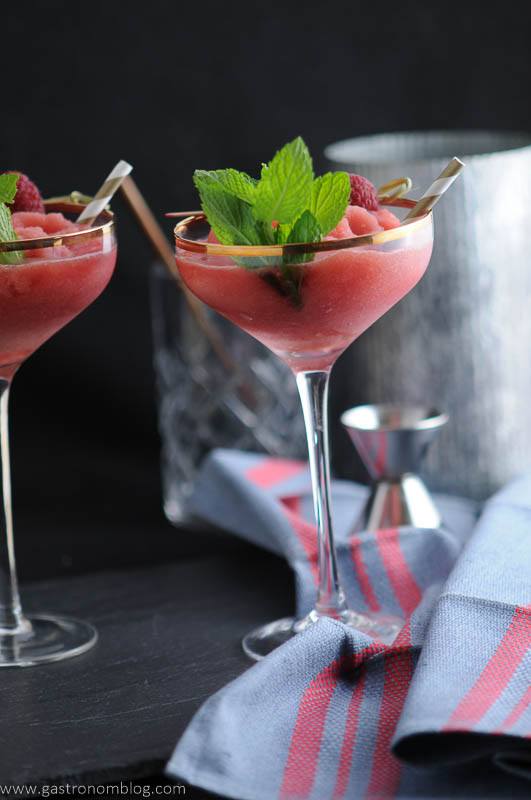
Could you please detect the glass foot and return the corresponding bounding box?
[0,615,97,667]
[242,609,403,661]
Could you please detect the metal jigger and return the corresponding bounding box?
[341,405,448,532]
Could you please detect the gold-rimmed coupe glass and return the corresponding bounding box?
[0,202,117,666]
[174,200,433,660]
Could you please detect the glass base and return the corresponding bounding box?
[242,609,403,661]
[0,615,97,667]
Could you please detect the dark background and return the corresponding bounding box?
[4,1,531,571]
[2,1,530,793]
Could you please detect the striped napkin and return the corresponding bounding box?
[167,450,531,799]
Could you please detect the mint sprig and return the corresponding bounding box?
[310,172,351,234]
[193,179,262,247]
[284,210,321,265]
[0,174,19,204]
[0,174,22,266]
[253,137,313,224]
[194,169,257,205]
[192,137,350,306]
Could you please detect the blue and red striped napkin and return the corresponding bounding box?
[167,450,531,799]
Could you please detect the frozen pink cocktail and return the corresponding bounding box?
[174,168,436,659]
[0,196,118,668]
[176,204,432,371]
[175,141,443,661]
[0,211,117,378]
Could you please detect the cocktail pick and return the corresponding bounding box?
[404,157,465,220]
[77,160,133,224]
[377,176,413,201]
[165,210,202,218]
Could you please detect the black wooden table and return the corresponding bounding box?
[2,507,293,797]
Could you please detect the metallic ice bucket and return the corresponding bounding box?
[325,131,531,500]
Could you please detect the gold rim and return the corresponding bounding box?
[0,201,115,254]
[174,198,432,257]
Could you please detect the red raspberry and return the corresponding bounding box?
[1,171,44,213]
[349,174,379,211]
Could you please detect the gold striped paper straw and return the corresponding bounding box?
[77,160,133,224]
[404,157,465,221]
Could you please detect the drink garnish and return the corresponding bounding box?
[349,174,380,210]
[193,137,350,249]
[193,137,350,306]
[0,171,44,213]
[0,174,23,265]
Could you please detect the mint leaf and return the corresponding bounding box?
[274,223,291,244]
[255,220,276,245]
[0,204,22,265]
[196,187,262,247]
[284,210,321,266]
[194,171,261,246]
[0,174,23,264]
[275,211,321,307]
[194,171,277,268]
[253,137,313,224]
[287,209,321,245]
[194,169,257,204]
[0,174,19,205]
[310,171,350,235]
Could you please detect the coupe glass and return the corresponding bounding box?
[0,202,117,666]
[174,199,433,660]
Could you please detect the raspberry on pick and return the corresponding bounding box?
[1,172,45,213]
[349,174,379,211]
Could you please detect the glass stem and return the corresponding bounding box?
[296,369,347,619]
[0,379,27,633]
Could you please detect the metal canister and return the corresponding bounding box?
[325,131,531,500]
